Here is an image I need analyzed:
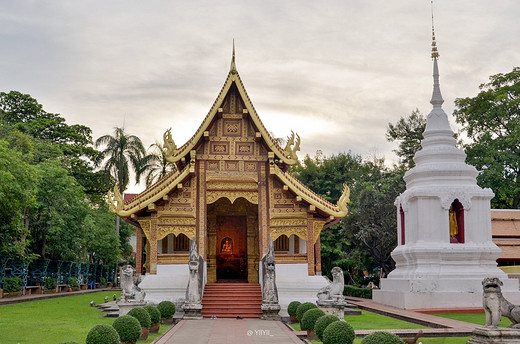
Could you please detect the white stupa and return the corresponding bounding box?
[373,18,520,310]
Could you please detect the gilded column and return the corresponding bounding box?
[136,227,143,274]
[197,161,207,259]
[258,163,269,256]
[307,216,315,276]
[150,214,158,274]
[315,235,322,274]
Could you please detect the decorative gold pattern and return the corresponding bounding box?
[313,221,327,244]
[206,191,258,205]
[271,164,350,218]
[156,65,300,165]
[158,217,196,225]
[157,225,196,240]
[270,218,307,227]
[163,128,178,162]
[283,131,301,161]
[138,220,151,240]
[270,226,307,241]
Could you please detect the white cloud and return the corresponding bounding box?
[1,0,519,193]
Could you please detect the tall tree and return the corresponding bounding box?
[291,152,404,282]
[94,127,146,192]
[454,67,520,209]
[29,161,89,260]
[137,142,176,188]
[386,109,426,168]
[0,91,108,202]
[0,139,38,258]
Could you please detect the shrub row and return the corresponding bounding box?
[84,303,171,344]
[343,285,372,299]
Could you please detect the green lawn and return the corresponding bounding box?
[433,312,512,327]
[292,310,472,344]
[0,291,172,344]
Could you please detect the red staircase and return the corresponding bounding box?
[201,283,262,318]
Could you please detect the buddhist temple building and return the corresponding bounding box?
[109,46,350,310]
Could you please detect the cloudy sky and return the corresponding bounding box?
[1,1,519,193]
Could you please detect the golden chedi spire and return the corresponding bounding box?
[431,0,439,59]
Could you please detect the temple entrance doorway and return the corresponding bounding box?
[207,197,259,284]
[216,216,247,281]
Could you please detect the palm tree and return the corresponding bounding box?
[94,127,146,192]
[137,142,176,188]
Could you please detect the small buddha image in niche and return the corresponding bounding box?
[220,237,233,255]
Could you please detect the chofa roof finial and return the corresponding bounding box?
[230,39,237,74]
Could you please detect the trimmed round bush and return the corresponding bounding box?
[86,324,120,344]
[296,302,318,322]
[157,300,176,318]
[315,314,340,341]
[128,306,152,328]
[144,305,161,325]
[287,301,301,316]
[361,331,404,344]
[301,308,325,331]
[322,320,355,344]
[112,315,142,343]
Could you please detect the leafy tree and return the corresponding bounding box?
[291,152,404,281]
[94,127,146,192]
[0,140,38,258]
[386,108,426,168]
[454,67,520,209]
[0,91,108,202]
[83,205,122,266]
[29,161,89,260]
[137,142,176,187]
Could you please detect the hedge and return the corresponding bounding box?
[360,331,405,344]
[344,285,372,299]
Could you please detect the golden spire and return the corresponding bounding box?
[431,0,439,59]
[230,39,237,74]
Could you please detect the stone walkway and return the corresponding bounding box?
[153,299,482,343]
[154,319,302,344]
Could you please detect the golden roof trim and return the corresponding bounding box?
[110,164,192,217]
[163,66,300,165]
[271,164,350,218]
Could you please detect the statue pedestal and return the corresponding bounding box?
[182,303,203,320]
[117,300,147,316]
[317,300,349,320]
[468,327,520,343]
[261,303,281,320]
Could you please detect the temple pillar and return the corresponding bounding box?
[315,236,322,274]
[136,227,143,274]
[149,214,158,274]
[307,217,315,276]
[197,162,207,259]
[259,163,269,256]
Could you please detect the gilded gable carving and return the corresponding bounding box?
[223,120,241,137]
[138,219,151,240]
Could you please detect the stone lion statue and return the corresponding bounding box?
[482,277,520,328]
[120,265,145,302]
[317,267,345,302]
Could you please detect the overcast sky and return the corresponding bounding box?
[1,1,519,193]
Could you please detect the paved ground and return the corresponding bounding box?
[153,298,482,343]
[155,319,302,344]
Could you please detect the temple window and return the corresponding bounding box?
[174,234,190,251]
[400,205,405,245]
[449,199,465,243]
[274,235,290,252]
